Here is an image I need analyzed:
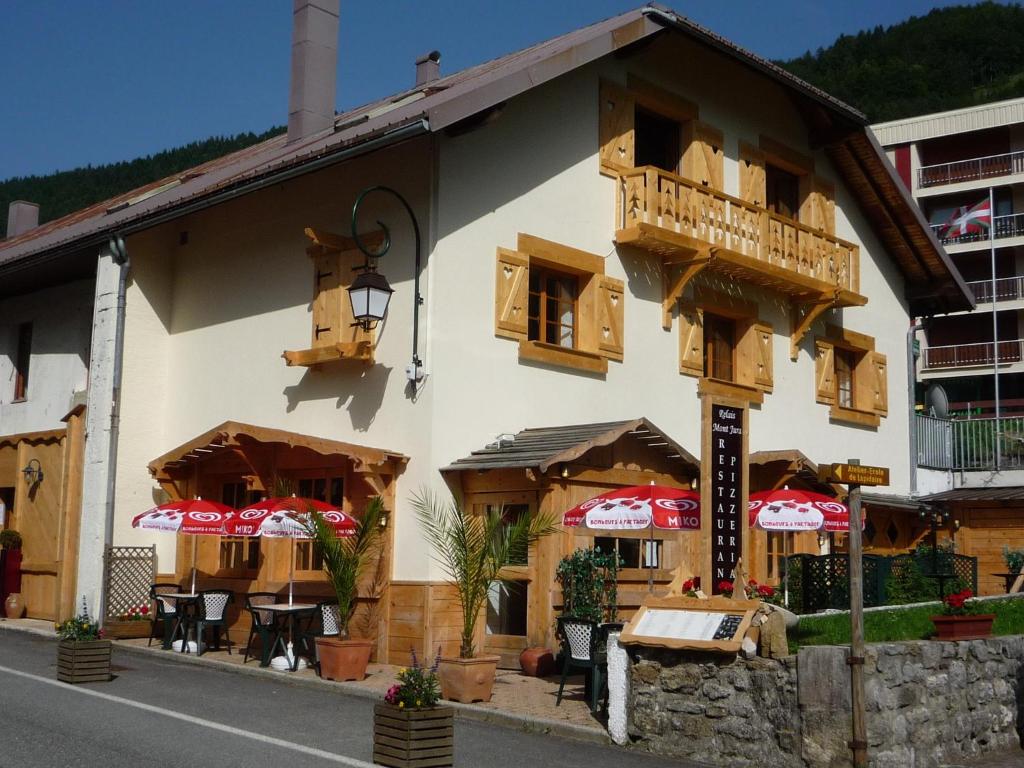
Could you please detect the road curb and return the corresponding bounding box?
[0,619,610,746]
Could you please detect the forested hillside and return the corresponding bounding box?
[0,127,282,238]
[780,2,1024,122]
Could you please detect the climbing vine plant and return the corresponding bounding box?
[555,547,621,623]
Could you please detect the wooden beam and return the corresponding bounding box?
[662,252,711,330]
[304,227,385,254]
[517,233,605,276]
[282,341,373,367]
[518,339,608,374]
[790,295,836,360]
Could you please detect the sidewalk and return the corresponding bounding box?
[0,617,608,744]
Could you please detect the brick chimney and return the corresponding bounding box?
[6,201,39,238]
[415,51,441,87]
[287,0,340,144]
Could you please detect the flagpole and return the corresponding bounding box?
[990,186,1001,470]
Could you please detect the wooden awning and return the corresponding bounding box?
[147,421,407,478]
[749,449,836,495]
[0,428,66,448]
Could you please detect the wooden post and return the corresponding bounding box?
[846,458,867,768]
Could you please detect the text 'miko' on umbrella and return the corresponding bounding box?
[131,498,235,593]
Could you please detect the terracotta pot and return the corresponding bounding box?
[438,655,500,703]
[316,637,373,681]
[518,647,555,677]
[4,592,25,619]
[931,614,996,641]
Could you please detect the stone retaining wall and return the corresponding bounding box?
[627,635,1024,768]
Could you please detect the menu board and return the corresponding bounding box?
[619,595,757,653]
[709,403,744,593]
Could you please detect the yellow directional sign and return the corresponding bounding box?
[819,463,890,486]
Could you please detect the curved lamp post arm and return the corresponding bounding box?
[351,185,423,372]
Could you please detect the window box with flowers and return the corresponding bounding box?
[373,650,454,768]
[103,602,153,639]
[56,602,111,684]
[931,589,995,641]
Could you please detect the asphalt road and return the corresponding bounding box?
[0,630,689,768]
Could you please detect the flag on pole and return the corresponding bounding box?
[939,197,991,239]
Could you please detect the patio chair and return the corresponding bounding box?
[555,617,607,714]
[186,589,235,656]
[243,592,281,666]
[149,582,183,649]
[299,600,341,675]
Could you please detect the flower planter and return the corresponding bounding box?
[931,614,996,641]
[315,637,373,681]
[372,703,453,768]
[103,620,152,640]
[57,639,112,684]
[438,655,500,703]
[4,592,25,619]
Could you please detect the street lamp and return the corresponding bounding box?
[21,458,43,485]
[349,185,424,382]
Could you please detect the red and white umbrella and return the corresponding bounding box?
[562,485,700,531]
[224,497,358,605]
[132,499,235,593]
[748,489,855,533]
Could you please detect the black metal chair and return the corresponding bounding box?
[149,582,183,649]
[243,592,281,666]
[185,589,234,656]
[299,600,341,675]
[555,616,607,713]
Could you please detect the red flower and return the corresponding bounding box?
[140,605,150,615]
[681,579,695,592]
[757,584,775,597]
[718,580,734,592]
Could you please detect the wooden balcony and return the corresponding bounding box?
[616,167,866,356]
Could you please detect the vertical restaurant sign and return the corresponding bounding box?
[710,402,743,593]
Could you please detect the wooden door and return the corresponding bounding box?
[14,440,66,620]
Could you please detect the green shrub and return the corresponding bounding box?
[555,547,620,623]
[1003,546,1024,574]
[0,530,21,550]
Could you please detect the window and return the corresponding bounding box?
[594,536,661,569]
[486,580,528,636]
[766,532,785,582]
[218,482,261,572]
[13,322,31,401]
[815,326,888,427]
[635,107,680,173]
[490,504,530,566]
[703,313,736,382]
[766,165,800,220]
[293,473,345,571]
[528,267,577,349]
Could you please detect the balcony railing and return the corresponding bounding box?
[965,276,1024,304]
[918,149,1024,188]
[916,413,953,470]
[922,338,1024,370]
[618,166,860,295]
[930,212,1024,246]
[951,416,1024,471]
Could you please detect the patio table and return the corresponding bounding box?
[160,593,200,652]
[260,603,316,671]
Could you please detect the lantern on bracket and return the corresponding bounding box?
[347,264,394,331]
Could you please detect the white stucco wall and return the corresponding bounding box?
[0,278,93,435]
[112,35,923,582]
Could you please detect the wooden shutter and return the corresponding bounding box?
[682,121,724,191]
[870,351,888,415]
[495,248,529,340]
[595,276,625,361]
[311,247,342,347]
[599,81,635,175]
[679,302,704,376]
[738,143,767,207]
[751,322,774,391]
[799,175,836,233]
[815,340,836,404]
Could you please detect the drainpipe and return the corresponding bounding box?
[105,235,129,553]
[908,322,923,496]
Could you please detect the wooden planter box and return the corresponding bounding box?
[373,703,454,768]
[931,614,996,641]
[103,620,152,640]
[57,639,112,684]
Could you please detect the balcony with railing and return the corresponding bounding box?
[922,339,1024,371]
[965,276,1024,305]
[915,413,1024,472]
[918,149,1024,189]
[616,166,863,304]
[930,212,1024,247]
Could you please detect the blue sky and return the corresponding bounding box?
[0,1,1006,179]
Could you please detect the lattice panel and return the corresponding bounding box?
[103,545,156,621]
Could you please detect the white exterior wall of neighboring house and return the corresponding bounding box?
[0,278,93,435]
[112,38,915,581]
[432,42,913,503]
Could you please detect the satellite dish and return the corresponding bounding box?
[926,385,949,419]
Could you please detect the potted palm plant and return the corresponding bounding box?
[302,496,384,681]
[412,490,557,703]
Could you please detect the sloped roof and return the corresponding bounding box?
[919,487,1024,503]
[442,418,699,475]
[0,5,970,313]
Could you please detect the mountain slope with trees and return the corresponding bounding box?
[780,2,1024,122]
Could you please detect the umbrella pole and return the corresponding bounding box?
[783,533,789,608]
[190,536,197,594]
[648,525,654,593]
[289,538,295,607]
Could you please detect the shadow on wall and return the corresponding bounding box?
[283,363,392,431]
